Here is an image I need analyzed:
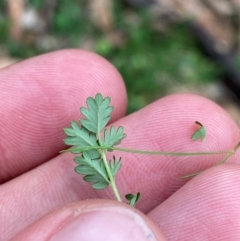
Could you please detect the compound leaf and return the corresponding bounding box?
[74,152,109,189]
[62,93,125,201]
[80,93,113,134]
[63,121,100,158]
[103,126,126,148]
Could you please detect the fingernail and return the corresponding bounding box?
[50,204,158,241]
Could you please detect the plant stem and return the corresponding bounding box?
[100,149,122,202]
[179,170,202,179]
[179,141,240,179]
[108,147,232,156]
[62,146,233,156]
[97,132,122,202]
[216,141,240,165]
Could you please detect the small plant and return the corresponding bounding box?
[61,93,240,206]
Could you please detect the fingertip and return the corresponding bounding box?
[148,164,240,240]
[109,93,240,212]
[1,49,127,118]
[126,92,239,156]
[11,200,166,241]
[0,49,127,182]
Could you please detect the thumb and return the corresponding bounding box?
[11,200,166,241]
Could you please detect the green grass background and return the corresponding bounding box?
[0,0,221,113]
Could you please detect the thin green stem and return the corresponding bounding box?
[216,141,240,165]
[179,170,203,179]
[110,147,232,156]
[100,149,122,202]
[97,133,122,202]
[179,141,240,179]
[61,146,233,156]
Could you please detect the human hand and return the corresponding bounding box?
[1,50,240,241]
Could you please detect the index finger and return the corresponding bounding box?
[0,49,127,183]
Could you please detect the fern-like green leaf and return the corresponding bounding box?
[74,151,109,189]
[103,126,126,148]
[63,93,123,199]
[109,156,122,177]
[80,93,113,134]
[63,121,100,158]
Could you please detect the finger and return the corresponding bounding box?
[111,93,240,211]
[10,200,166,241]
[1,94,239,239]
[147,164,240,241]
[0,49,127,183]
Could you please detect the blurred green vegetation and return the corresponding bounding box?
[0,0,221,113]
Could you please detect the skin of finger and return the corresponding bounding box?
[0,49,127,183]
[1,94,239,241]
[147,164,240,241]
[10,200,166,241]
